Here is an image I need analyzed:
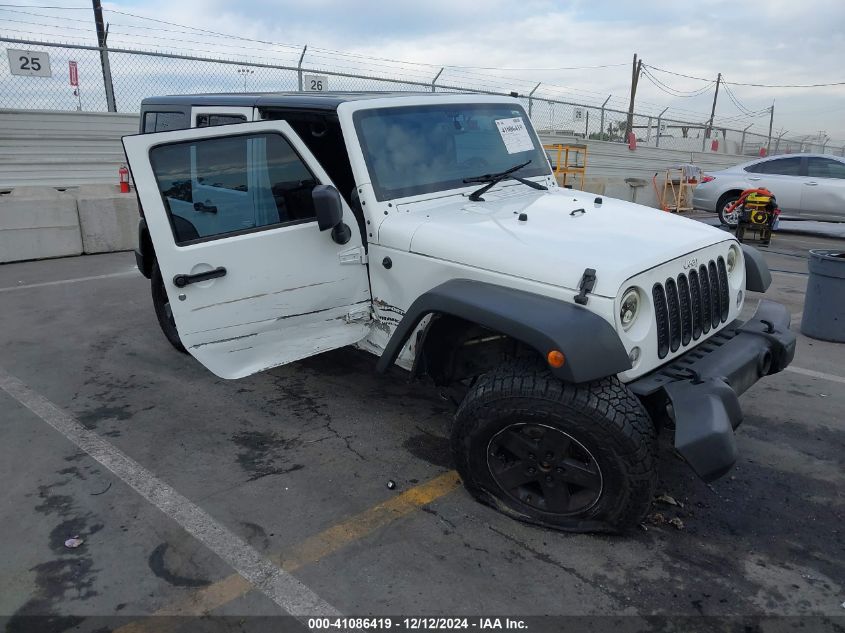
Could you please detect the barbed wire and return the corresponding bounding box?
[1,31,842,150]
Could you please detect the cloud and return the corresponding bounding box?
[3,0,844,139]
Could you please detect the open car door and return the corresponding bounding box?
[123,121,371,379]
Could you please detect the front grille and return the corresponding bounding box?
[653,283,669,359]
[653,257,730,359]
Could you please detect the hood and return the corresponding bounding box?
[382,185,732,297]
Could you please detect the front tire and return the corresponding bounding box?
[717,192,741,227]
[451,360,656,533]
[151,262,188,354]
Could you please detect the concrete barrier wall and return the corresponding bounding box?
[0,109,139,189]
[540,134,748,178]
[0,185,138,263]
[0,187,83,262]
[539,134,748,209]
[0,111,755,263]
[0,111,749,191]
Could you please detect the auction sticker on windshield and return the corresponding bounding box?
[495,117,534,154]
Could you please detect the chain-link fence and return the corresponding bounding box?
[2,36,844,158]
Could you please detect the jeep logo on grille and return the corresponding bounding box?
[682,258,698,270]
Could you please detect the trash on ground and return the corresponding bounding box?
[656,493,683,508]
[386,480,396,490]
[90,481,112,496]
[64,536,84,548]
[668,517,685,530]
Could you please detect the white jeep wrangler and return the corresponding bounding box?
[125,92,795,533]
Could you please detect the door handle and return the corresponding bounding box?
[193,201,218,213]
[804,181,818,186]
[748,177,761,181]
[173,267,227,288]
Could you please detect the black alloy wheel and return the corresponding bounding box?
[487,423,603,516]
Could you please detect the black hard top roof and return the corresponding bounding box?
[140,91,476,111]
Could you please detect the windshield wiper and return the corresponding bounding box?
[463,159,548,202]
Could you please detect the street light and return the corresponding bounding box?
[237,68,254,92]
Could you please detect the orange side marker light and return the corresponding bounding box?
[547,350,566,368]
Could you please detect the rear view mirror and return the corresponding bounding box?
[312,184,351,245]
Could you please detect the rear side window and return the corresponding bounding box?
[806,157,845,179]
[149,132,318,245]
[196,113,248,127]
[143,111,187,133]
[745,157,802,176]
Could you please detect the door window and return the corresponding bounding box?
[149,132,318,245]
[806,157,845,179]
[745,157,803,176]
[143,111,188,133]
[196,113,248,127]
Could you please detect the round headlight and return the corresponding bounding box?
[727,245,740,274]
[620,287,640,330]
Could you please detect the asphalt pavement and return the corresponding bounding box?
[0,227,843,632]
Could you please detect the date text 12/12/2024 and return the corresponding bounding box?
[308,617,528,630]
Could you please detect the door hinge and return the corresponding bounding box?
[345,305,372,324]
[339,246,368,265]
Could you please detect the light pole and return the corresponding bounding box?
[237,68,254,92]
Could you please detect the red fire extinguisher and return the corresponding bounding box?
[119,164,130,193]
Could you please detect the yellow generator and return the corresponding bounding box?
[726,188,781,246]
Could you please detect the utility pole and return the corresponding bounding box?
[92,0,116,112]
[625,54,641,139]
[766,102,775,155]
[705,72,721,139]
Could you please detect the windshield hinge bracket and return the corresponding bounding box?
[339,246,368,265]
[574,268,597,305]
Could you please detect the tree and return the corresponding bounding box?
[589,120,627,142]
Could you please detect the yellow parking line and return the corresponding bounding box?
[117,470,460,631]
[274,470,461,572]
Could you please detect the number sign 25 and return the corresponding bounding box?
[7,49,53,77]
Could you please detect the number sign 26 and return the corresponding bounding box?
[303,74,328,92]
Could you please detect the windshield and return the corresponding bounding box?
[353,102,551,200]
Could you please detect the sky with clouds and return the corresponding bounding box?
[2,0,844,141]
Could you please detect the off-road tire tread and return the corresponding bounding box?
[151,262,188,354]
[452,358,656,533]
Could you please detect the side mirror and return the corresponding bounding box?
[311,184,352,245]
[312,184,343,231]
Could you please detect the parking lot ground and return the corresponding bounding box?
[0,230,843,630]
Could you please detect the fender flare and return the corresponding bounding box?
[741,244,771,293]
[374,279,631,384]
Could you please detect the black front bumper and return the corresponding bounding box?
[628,300,796,481]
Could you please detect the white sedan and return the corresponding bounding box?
[693,153,845,225]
